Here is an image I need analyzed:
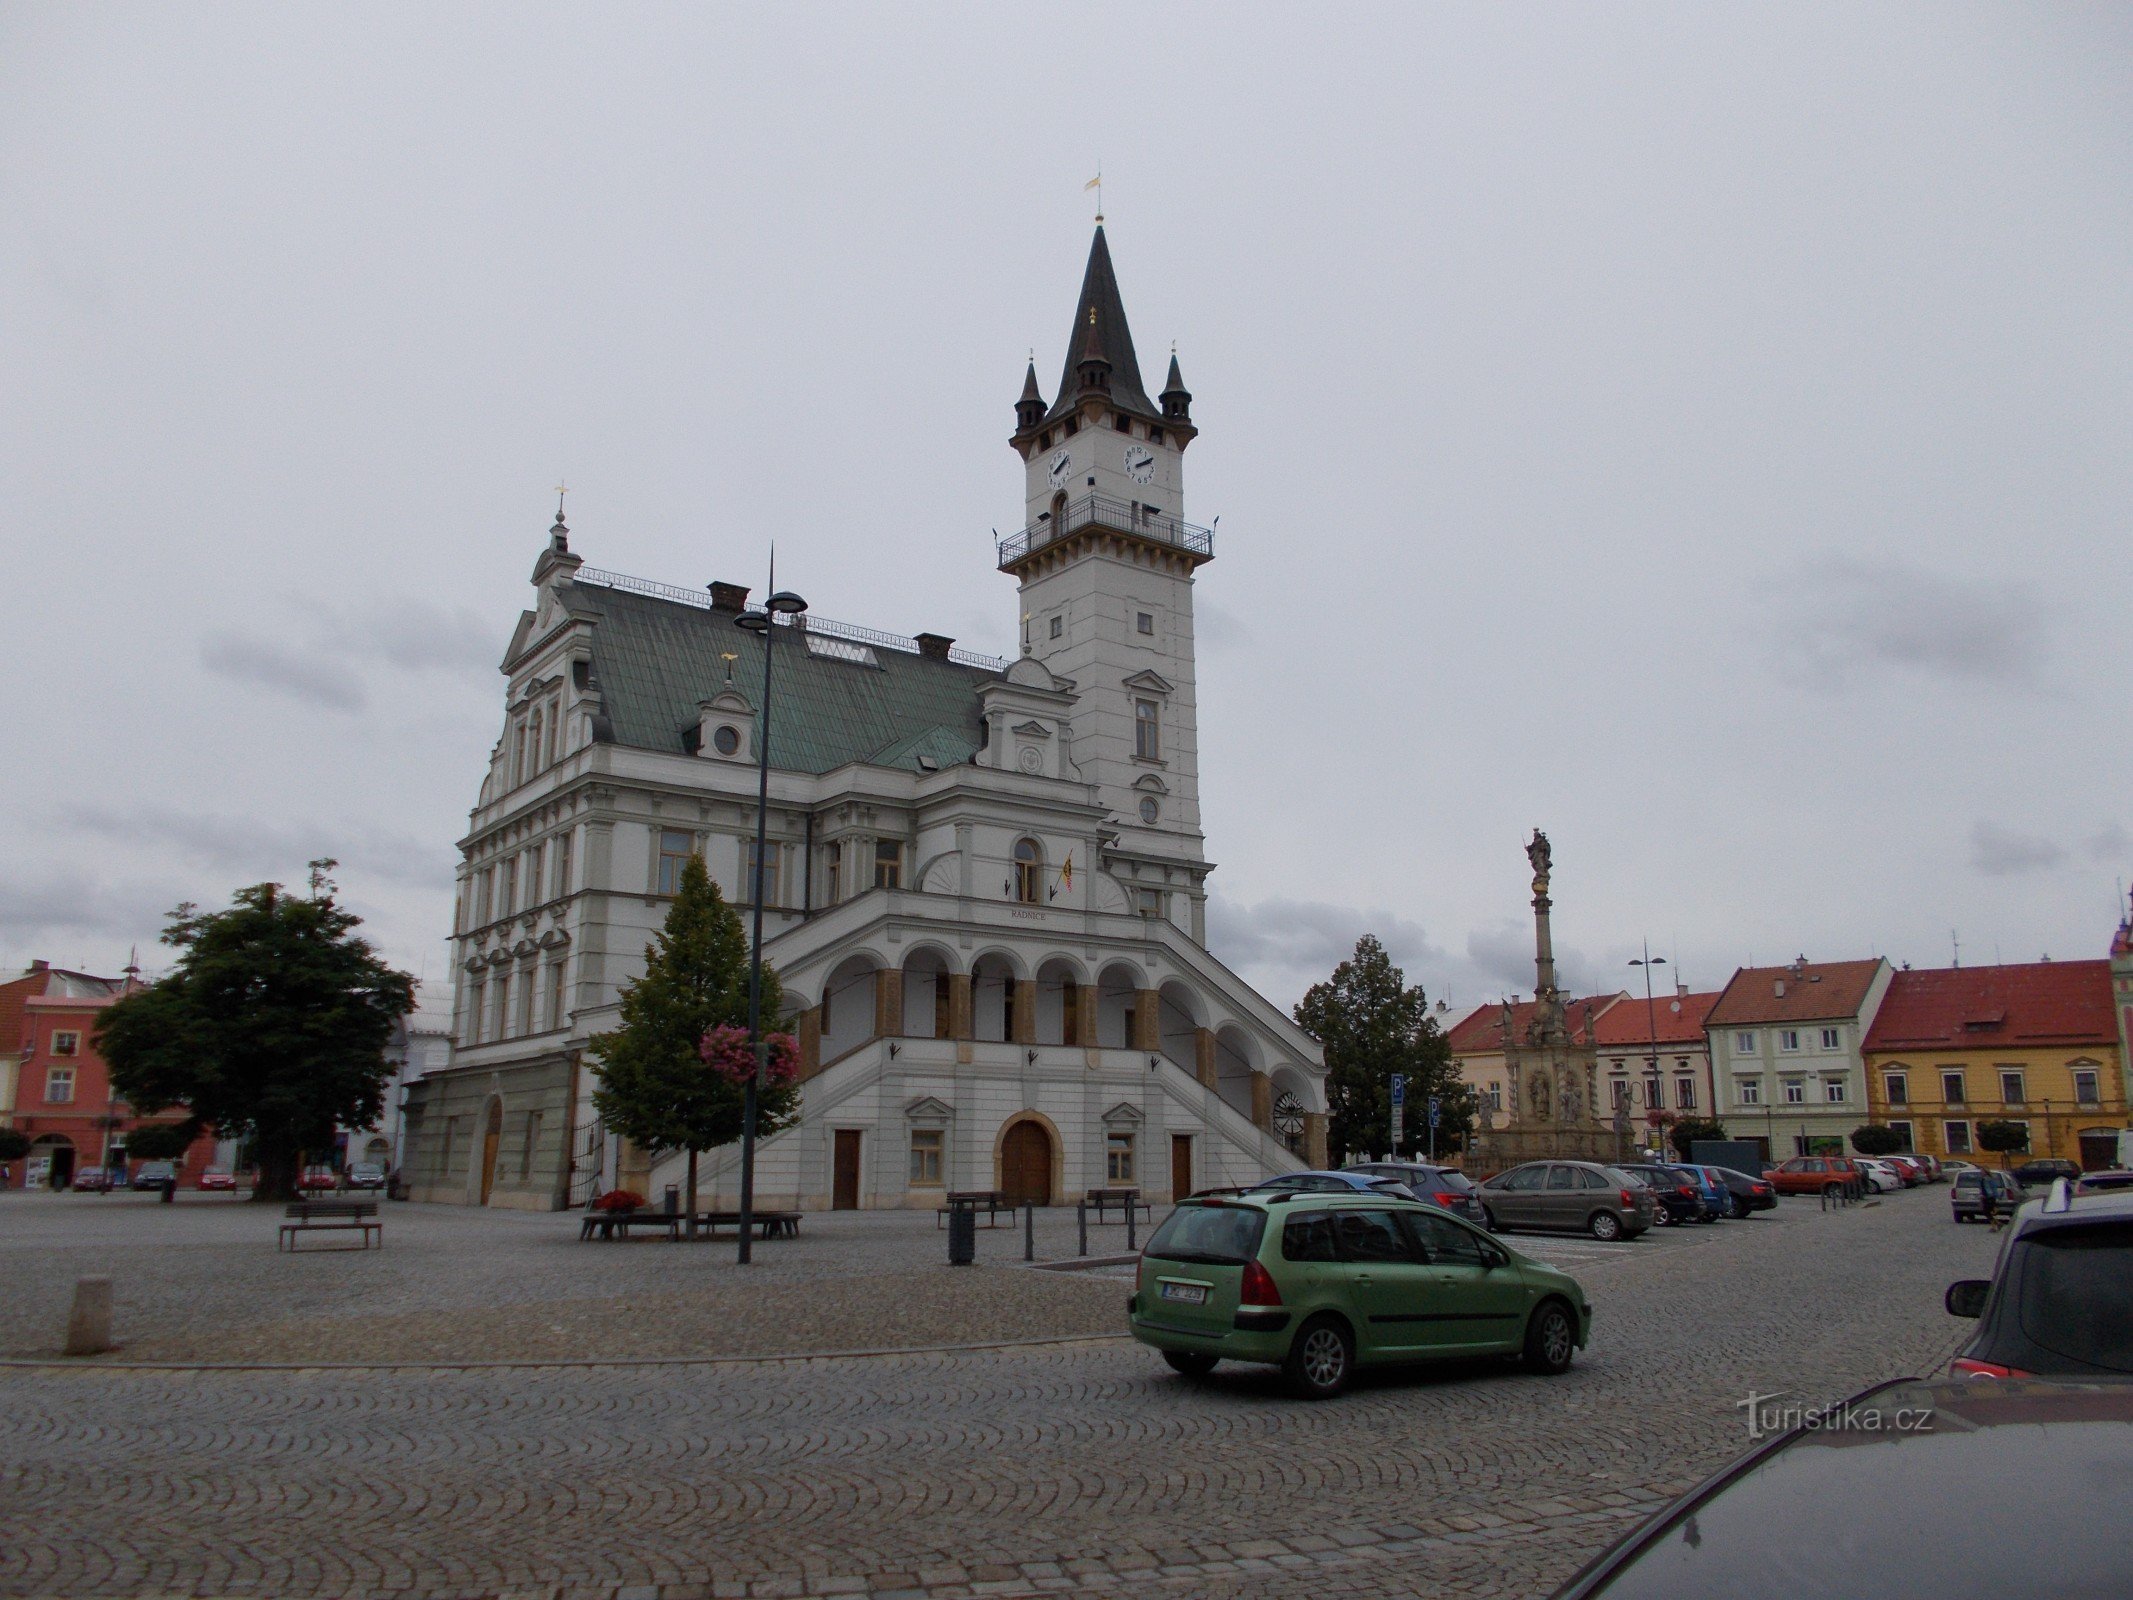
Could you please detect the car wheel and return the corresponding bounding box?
[1822,1184,1841,1199]
[1162,1351,1218,1378]
[1588,1210,1623,1242]
[1651,1206,1670,1227]
[1729,1193,1747,1219]
[1482,1206,1500,1232]
[1523,1300,1577,1375]
[1283,1315,1355,1400]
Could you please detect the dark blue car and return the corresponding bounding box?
[1666,1164,1730,1222]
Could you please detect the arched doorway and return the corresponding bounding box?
[479,1099,503,1204]
[999,1118,1055,1207]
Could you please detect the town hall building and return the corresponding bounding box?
[403,225,1328,1211]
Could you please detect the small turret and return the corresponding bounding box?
[1074,306,1111,396]
[1014,358,1046,434]
[531,495,583,587]
[1160,350,1192,423]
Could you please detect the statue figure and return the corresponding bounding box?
[1526,829,1552,882]
[1557,1079,1581,1123]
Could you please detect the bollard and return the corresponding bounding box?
[1127,1201,1137,1253]
[1024,1201,1034,1262]
[66,1276,114,1357]
[1078,1201,1088,1258]
[947,1202,976,1266]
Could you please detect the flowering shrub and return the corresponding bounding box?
[699,1024,800,1087]
[591,1188,647,1213]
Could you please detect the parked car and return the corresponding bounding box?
[1343,1162,1488,1226]
[2014,1157,2082,1190]
[1707,1166,1778,1216]
[70,1167,113,1192]
[1667,1164,1731,1221]
[197,1168,238,1192]
[1550,1376,2133,1596]
[1476,1161,1656,1241]
[1914,1152,1944,1181]
[1128,1189,1592,1398]
[1940,1158,1981,1177]
[2075,1169,2133,1196]
[1951,1168,2026,1223]
[1247,1170,1414,1199]
[132,1161,177,1191]
[1766,1155,1863,1199]
[345,1162,387,1191]
[1854,1158,1906,1195]
[1616,1163,1705,1226]
[297,1166,341,1192]
[1945,1187,2133,1377]
[1882,1155,1926,1187]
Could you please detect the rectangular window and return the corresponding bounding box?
[549,961,567,1030]
[1945,1120,1973,1153]
[747,840,783,906]
[1486,1083,1502,1111]
[516,969,534,1036]
[1675,1077,1696,1110]
[1136,611,1154,635]
[1134,698,1160,760]
[1134,887,1163,918]
[1887,1120,1914,1151]
[499,856,517,917]
[1738,1077,1761,1106]
[2075,1069,2101,1106]
[1886,1071,1909,1106]
[1783,1079,1806,1105]
[52,1030,80,1057]
[491,975,510,1041]
[1610,1079,1630,1110]
[1824,1078,1846,1104]
[520,1112,542,1181]
[478,867,494,924]
[545,697,561,765]
[874,839,902,890]
[1735,1031,1756,1053]
[657,830,696,896]
[824,842,843,904]
[45,1066,76,1104]
[1106,1131,1136,1184]
[2000,1068,2026,1105]
[553,830,573,898]
[1779,1029,1800,1051]
[1049,615,1063,639]
[1821,1028,1841,1050]
[909,1128,943,1185]
[1061,978,1080,1046]
[1943,1070,1967,1105]
[525,844,544,907]
[1644,1078,1663,1109]
[466,981,485,1046]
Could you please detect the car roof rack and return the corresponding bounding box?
[2045,1177,2074,1214]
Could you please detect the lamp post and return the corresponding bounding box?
[1630,945,1666,1155]
[732,582,808,1265]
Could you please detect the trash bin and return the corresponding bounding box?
[663,1185,680,1217]
[947,1202,977,1265]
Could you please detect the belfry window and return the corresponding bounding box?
[1013,838,1042,904]
[1134,699,1161,760]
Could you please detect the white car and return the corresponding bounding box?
[1854,1159,1905,1195]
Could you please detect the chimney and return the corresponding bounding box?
[31,959,48,973]
[1676,977,1688,999]
[708,582,750,612]
[914,633,955,661]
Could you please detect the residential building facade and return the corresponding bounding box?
[1447,993,1625,1134]
[1862,958,2126,1170]
[1704,957,1894,1160]
[402,224,1326,1211]
[1592,983,1722,1131]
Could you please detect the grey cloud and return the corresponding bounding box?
[328,599,500,675]
[0,867,179,955]
[1466,921,1602,1000]
[201,632,368,711]
[1774,559,2049,690]
[1206,892,1448,994]
[2086,824,2131,863]
[1195,599,1250,652]
[67,805,452,890]
[1970,820,2065,877]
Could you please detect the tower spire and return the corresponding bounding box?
[1047,224,1154,418]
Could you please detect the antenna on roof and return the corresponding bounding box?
[1951,929,1961,969]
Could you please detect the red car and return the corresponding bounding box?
[298,1166,340,1192]
[1883,1156,1926,1187]
[69,1167,114,1192]
[197,1168,238,1191]
[1767,1156,1865,1198]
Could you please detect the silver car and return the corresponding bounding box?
[1477,1160,1657,1241]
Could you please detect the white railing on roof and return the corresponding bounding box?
[573,566,1008,672]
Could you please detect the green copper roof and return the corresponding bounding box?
[562,576,997,775]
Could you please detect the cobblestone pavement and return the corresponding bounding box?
[0,1189,1993,1600]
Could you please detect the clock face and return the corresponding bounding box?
[1047,449,1073,490]
[1124,444,1155,485]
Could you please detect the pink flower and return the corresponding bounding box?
[700,1024,800,1086]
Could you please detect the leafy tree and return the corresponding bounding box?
[1977,1120,2031,1167]
[0,1128,29,1162]
[590,854,799,1226]
[1293,935,1468,1165]
[1850,1124,1903,1157]
[1668,1117,1729,1159]
[95,861,413,1201]
[121,1122,197,1162]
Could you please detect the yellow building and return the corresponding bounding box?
[1862,959,2125,1169]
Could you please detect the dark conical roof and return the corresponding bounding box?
[1161,351,1188,397]
[1047,225,1156,420]
[1018,358,1043,405]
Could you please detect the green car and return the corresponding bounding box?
[1128,1190,1592,1398]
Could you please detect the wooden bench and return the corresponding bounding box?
[694,1210,803,1240]
[279,1200,382,1252]
[936,1190,1018,1228]
[1085,1187,1152,1224]
[578,1210,683,1241]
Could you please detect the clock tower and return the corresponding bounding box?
[1002,225,1215,929]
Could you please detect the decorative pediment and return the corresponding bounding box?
[1131,773,1168,794]
[904,1096,956,1125]
[1101,1101,1145,1127]
[1011,720,1053,739]
[536,928,572,950]
[1003,655,1067,690]
[1121,669,1174,695]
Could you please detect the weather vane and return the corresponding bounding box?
[1084,165,1103,223]
[554,479,568,518]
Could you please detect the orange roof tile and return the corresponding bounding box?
[1705,959,1887,1027]
[1590,990,1722,1049]
[1863,961,2115,1052]
[1443,993,1628,1055]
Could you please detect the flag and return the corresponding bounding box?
[1084,176,1101,192]
[1060,852,1073,889]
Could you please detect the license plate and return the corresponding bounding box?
[1159,1281,1208,1305]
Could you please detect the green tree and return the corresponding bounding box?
[1668,1117,1729,1159]
[0,1128,29,1162]
[589,854,798,1226]
[1850,1123,1903,1157]
[95,862,414,1202]
[121,1122,197,1162]
[1977,1119,2031,1167]
[1292,935,1468,1165]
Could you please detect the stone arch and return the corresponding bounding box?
[993,1110,1063,1206]
[970,950,1024,1043]
[28,1133,76,1187]
[898,943,959,1040]
[1096,960,1146,1050]
[819,952,885,1063]
[1158,980,1204,1075]
[1270,1063,1318,1154]
[1214,1025,1258,1121]
[1034,955,1090,1046]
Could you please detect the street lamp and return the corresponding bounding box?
[732,584,808,1264]
[1629,945,1666,1156]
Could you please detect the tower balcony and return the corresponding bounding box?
[996,493,1215,573]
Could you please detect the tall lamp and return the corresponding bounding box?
[732,584,808,1264]
[1630,945,1666,1155]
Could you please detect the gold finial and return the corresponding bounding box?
[553,479,568,518]
[1084,166,1103,223]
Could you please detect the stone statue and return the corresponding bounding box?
[1557,1079,1581,1123]
[1526,829,1552,882]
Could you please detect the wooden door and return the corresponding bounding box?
[832,1129,862,1210]
[1002,1120,1052,1207]
[479,1102,502,1204]
[1170,1134,1193,1202]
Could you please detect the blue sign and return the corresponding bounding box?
[1427,1096,1442,1127]
[1390,1075,1407,1107]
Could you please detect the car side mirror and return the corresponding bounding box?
[1945,1280,1989,1319]
[1481,1246,1508,1269]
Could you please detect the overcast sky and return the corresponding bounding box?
[5,4,2129,1019]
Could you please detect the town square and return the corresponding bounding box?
[5,6,2132,1599]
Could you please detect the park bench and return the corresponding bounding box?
[279,1200,382,1252]
[936,1190,1017,1228]
[1085,1187,1152,1224]
[694,1210,803,1240]
[578,1210,683,1241]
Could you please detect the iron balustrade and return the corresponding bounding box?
[995,494,1215,570]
